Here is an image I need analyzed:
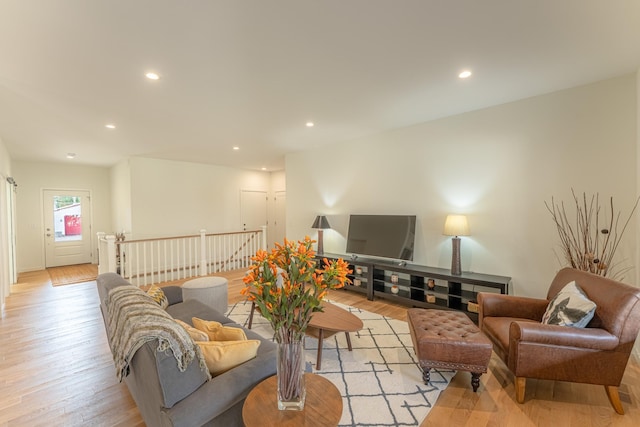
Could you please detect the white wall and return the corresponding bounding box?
[110,159,132,235]
[0,137,12,307]
[127,157,271,238]
[13,161,112,272]
[286,74,638,298]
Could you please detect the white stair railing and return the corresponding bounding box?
[97,226,267,286]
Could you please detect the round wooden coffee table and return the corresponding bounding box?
[306,302,364,370]
[242,373,342,427]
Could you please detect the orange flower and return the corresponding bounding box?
[240,237,352,342]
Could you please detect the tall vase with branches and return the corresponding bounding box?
[241,237,351,410]
[545,189,639,280]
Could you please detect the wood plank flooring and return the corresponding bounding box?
[1,268,638,426]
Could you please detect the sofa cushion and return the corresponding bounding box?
[175,319,209,342]
[166,299,231,324]
[192,317,248,341]
[196,340,260,376]
[147,285,169,309]
[542,281,596,328]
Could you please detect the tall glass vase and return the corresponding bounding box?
[276,340,306,411]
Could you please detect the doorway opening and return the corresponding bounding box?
[43,190,93,268]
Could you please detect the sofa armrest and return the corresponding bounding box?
[510,321,619,351]
[478,292,548,323]
[163,286,184,305]
[160,349,277,427]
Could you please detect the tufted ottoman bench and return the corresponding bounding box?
[407,308,492,392]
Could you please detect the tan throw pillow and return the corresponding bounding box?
[196,340,260,376]
[147,285,169,309]
[175,319,209,342]
[192,317,248,341]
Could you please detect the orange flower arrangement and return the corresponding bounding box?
[241,236,351,344]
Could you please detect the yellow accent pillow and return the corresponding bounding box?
[147,285,169,309]
[196,340,260,376]
[175,319,209,342]
[192,317,247,341]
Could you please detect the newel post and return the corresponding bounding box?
[261,225,268,250]
[200,229,207,276]
[105,235,117,274]
[97,232,106,274]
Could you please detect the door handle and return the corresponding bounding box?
[46,233,51,237]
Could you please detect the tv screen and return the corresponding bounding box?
[346,214,416,261]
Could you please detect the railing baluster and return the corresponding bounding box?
[98,229,264,286]
[135,243,139,286]
[181,239,186,279]
[142,242,146,287]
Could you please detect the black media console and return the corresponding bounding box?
[321,253,511,323]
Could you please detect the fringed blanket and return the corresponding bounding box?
[105,285,209,382]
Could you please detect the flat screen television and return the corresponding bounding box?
[346,214,416,261]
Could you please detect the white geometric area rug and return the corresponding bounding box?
[226,301,454,427]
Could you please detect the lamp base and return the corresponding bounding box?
[451,237,462,275]
[317,230,324,254]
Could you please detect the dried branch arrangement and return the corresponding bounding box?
[545,190,639,280]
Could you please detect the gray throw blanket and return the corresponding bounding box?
[105,285,209,382]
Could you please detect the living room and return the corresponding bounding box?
[1,1,640,426]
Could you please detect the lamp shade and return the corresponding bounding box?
[443,215,470,237]
[311,215,331,229]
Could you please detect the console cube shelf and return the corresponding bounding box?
[322,253,511,323]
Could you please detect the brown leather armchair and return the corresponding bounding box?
[478,267,640,414]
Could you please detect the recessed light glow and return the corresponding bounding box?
[66,153,76,159]
[145,72,160,80]
[105,124,116,129]
[306,122,314,127]
[261,167,267,171]
[458,70,472,79]
[233,146,240,150]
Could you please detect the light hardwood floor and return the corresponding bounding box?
[1,268,639,426]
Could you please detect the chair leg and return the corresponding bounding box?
[604,385,625,415]
[515,377,526,403]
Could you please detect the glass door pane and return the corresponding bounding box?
[53,195,83,242]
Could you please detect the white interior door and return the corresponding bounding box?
[43,190,92,267]
[240,190,267,233]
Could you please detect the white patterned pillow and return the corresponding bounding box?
[542,281,596,328]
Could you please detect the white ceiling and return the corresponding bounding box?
[1,1,639,171]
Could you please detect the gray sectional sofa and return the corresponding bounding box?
[97,273,277,427]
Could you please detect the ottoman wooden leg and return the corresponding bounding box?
[422,368,431,385]
[471,372,481,392]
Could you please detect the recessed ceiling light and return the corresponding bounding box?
[145,72,160,80]
[261,167,267,171]
[66,153,76,159]
[306,122,314,127]
[105,124,116,129]
[458,70,472,79]
[233,146,240,150]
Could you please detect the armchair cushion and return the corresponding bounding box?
[541,281,596,327]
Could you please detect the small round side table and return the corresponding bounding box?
[181,276,228,314]
[242,373,343,427]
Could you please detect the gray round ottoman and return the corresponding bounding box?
[182,276,228,314]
